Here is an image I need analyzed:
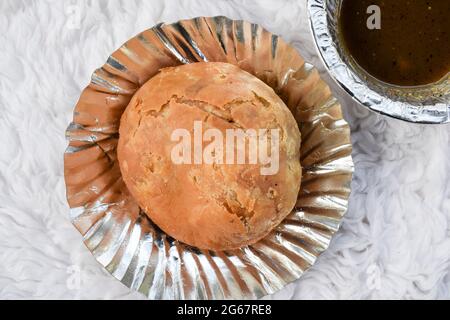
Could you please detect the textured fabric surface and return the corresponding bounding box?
[0,0,449,300]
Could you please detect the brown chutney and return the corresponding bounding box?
[339,0,450,86]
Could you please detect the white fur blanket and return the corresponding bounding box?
[0,0,449,300]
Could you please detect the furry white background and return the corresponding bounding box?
[0,0,449,300]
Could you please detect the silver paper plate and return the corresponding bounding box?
[64,16,353,299]
[308,0,450,124]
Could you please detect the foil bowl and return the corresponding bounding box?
[307,0,450,124]
[64,16,353,299]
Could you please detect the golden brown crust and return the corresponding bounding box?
[118,62,301,250]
